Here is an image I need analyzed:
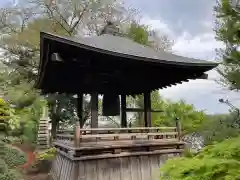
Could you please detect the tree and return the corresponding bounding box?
[160,136,240,179]
[215,0,240,90]
[154,100,207,135]
[199,112,240,145]
[0,0,138,136]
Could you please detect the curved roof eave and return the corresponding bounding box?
[40,31,219,68]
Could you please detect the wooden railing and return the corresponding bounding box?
[56,122,181,148]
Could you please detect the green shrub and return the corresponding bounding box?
[0,169,23,180]
[3,146,26,168]
[0,159,8,174]
[160,136,240,180]
[37,147,56,161]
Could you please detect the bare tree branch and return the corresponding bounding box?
[44,3,71,35]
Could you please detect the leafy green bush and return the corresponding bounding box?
[0,156,23,180]
[3,146,26,168]
[160,136,240,180]
[31,147,56,173]
[0,159,8,174]
[0,169,23,180]
[37,147,56,161]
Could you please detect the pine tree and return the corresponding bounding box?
[215,0,240,89]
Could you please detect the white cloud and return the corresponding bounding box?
[140,16,176,38]
[140,16,237,114]
[140,17,224,60]
[172,31,224,60]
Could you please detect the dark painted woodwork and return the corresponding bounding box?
[36,32,217,95]
[121,95,127,128]
[91,92,98,129]
[77,94,83,127]
[125,108,162,113]
[144,92,152,127]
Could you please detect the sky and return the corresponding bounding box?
[123,0,240,114]
[1,0,240,114]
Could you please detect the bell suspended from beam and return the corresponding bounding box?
[102,93,120,116]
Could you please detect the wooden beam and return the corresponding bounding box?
[175,118,181,141]
[91,92,98,130]
[121,95,127,128]
[77,94,83,127]
[125,108,162,113]
[144,91,152,127]
[75,94,83,147]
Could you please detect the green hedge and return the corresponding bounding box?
[160,136,240,180]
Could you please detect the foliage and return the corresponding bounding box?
[215,0,240,90]
[32,148,57,173]
[131,91,206,135]
[126,21,173,51]
[0,0,140,135]
[3,146,26,168]
[0,169,23,180]
[199,112,240,145]
[154,100,207,135]
[0,98,10,134]
[36,147,57,161]
[126,22,149,45]
[160,136,240,179]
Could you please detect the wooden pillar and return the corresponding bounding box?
[77,94,83,127]
[144,91,152,127]
[121,95,127,128]
[91,92,98,130]
[75,94,83,147]
[175,118,181,141]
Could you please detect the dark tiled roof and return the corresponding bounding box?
[40,32,218,67]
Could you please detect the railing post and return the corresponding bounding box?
[74,121,80,147]
[175,118,181,141]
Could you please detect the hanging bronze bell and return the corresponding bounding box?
[102,93,120,116]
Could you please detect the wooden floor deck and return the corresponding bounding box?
[54,138,183,150]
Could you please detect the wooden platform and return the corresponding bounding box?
[51,150,180,180]
[51,126,184,180]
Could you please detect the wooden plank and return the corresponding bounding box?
[85,160,97,180]
[79,127,176,132]
[125,108,162,113]
[51,154,59,180]
[78,161,85,180]
[97,158,109,180]
[140,156,151,180]
[56,154,62,179]
[120,157,132,180]
[65,158,71,180]
[54,139,184,152]
[108,158,121,180]
[56,132,178,140]
[71,149,184,161]
[60,155,68,180]
[131,156,141,180]
[149,155,161,180]
[68,161,75,180]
